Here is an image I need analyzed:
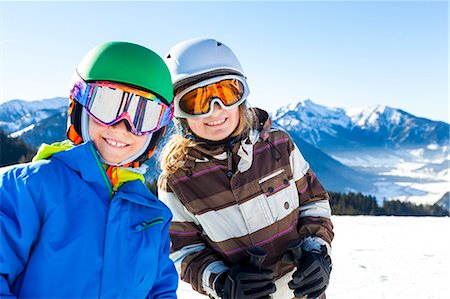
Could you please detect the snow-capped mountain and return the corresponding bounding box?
[14,108,67,147]
[348,104,449,147]
[272,99,449,205]
[273,100,353,149]
[0,97,67,134]
[273,99,449,150]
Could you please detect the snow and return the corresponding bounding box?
[330,148,449,206]
[272,99,352,140]
[8,124,35,138]
[327,216,449,298]
[177,216,450,299]
[375,156,448,205]
[346,104,406,132]
[408,148,425,158]
[427,144,439,150]
[330,151,403,168]
[392,181,449,205]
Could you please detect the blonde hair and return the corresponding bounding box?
[160,104,255,175]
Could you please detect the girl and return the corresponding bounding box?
[158,38,334,299]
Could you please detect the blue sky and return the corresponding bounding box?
[1,1,448,122]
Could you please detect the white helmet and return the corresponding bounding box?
[165,38,247,92]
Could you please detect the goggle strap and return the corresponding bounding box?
[67,124,83,145]
[174,69,244,93]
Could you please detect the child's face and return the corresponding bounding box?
[186,103,240,141]
[88,116,148,164]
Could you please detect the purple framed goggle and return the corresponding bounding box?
[70,77,173,135]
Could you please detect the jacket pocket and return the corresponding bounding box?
[259,169,290,197]
[258,169,299,222]
[129,216,164,292]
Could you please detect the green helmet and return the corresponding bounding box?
[76,41,173,104]
[67,41,173,166]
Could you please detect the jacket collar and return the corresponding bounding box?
[52,142,158,206]
[52,142,105,183]
[183,107,272,173]
[254,108,272,142]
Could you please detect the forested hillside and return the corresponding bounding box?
[0,129,36,167]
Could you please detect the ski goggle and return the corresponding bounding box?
[70,77,174,135]
[174,75,249,118]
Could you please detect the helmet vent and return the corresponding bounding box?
[217,42,222,46]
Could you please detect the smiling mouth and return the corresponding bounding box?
[104,138,128,148]
[206,118,227,126]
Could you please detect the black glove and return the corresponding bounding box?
[214,263,276,299]
[288,245,332,298]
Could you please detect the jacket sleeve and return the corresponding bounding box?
[288,138,334,250]
[147,213,179,298]
[158,173,228,297]
[0,166,42,298]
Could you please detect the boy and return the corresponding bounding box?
[0,41,178,298]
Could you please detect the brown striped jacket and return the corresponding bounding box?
[158,109,334,298]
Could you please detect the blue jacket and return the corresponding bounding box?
[0,142,178,298]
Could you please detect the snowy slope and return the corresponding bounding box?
[177,216,450,299]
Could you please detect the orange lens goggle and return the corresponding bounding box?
[174,75,249,118]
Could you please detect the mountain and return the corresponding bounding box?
[14,107,67,147]
[287,134,375,193]
[0,128,36,167]
[435,192,450,213]
[347,105,449,148]
[273,99,449,151]
[0,97,67,134]
[273,100,354,150]
[272,99,449,205]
